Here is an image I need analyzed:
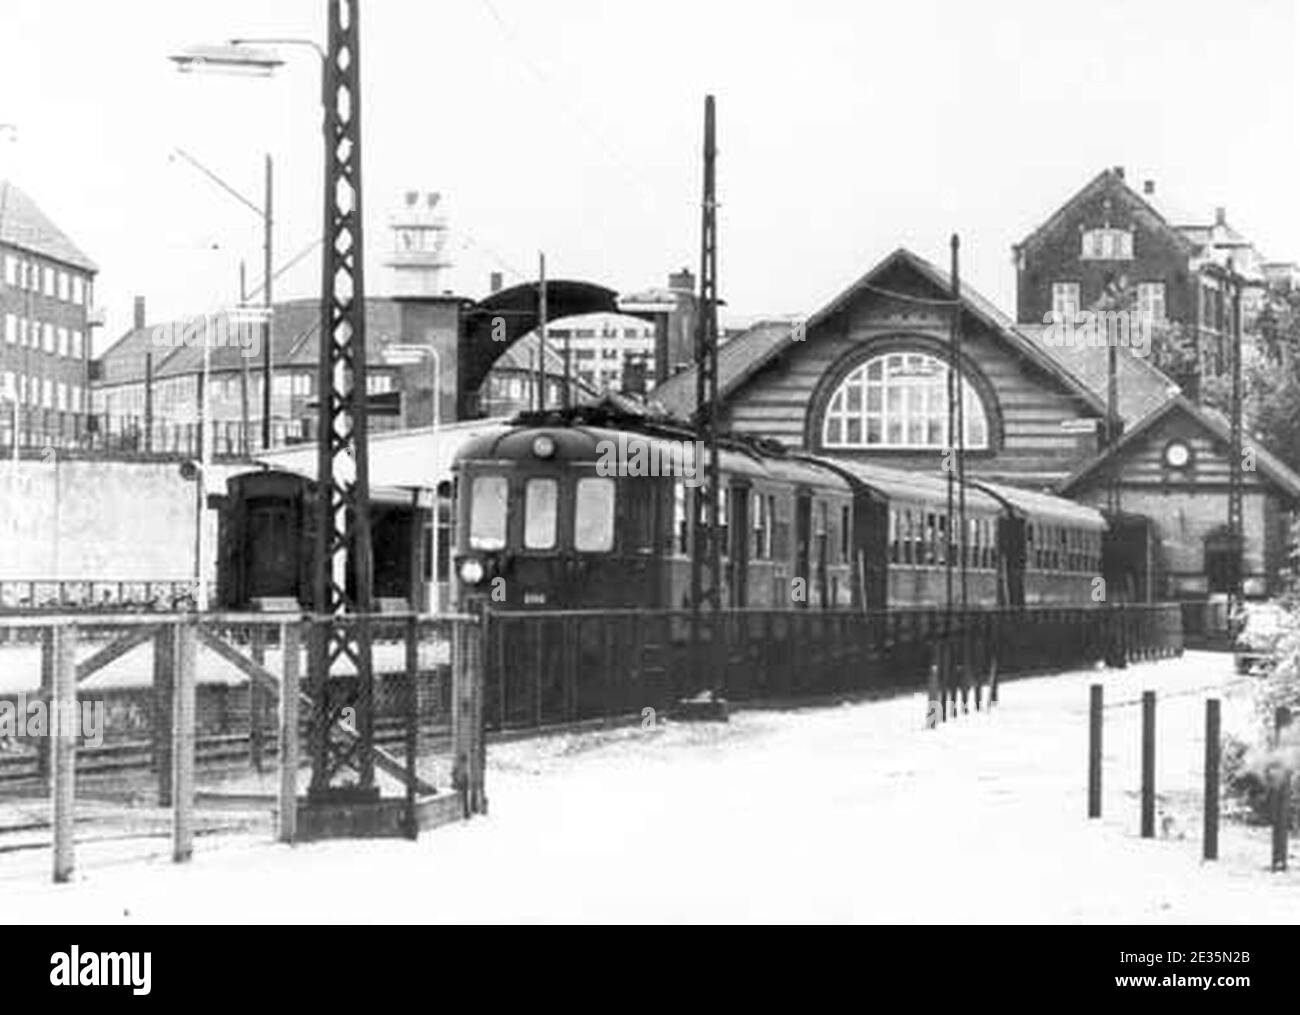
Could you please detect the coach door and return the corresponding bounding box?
[795,491,812,609]
[998,515,1026,607]
[729,482,750,607]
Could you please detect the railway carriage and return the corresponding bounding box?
[451,417,856,611]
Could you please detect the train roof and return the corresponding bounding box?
[969,478,1108,531]
[806,456,1003,514]
[454,418,850,490]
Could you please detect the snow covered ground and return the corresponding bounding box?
[2,650,1298,923]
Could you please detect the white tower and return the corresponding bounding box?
[385,190,452,297]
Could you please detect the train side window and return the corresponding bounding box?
[841,505,851,562]
[575,477,615,552]
[752,491,767,559]
[926,513,937,566]
[718,486,729,558]
[888,510,898,564]
[673,482,688,554]
[524,478,558,550]
[469,475,508,550]
[626,480,655,554]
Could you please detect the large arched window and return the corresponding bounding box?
[821,351,990,449]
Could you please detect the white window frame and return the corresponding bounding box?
[1137,282,1166,322]
[821,351,990,450]
[1051,282,1081,320]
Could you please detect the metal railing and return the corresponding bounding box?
[482,603,1185,731]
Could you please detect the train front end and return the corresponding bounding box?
[452,422,627,611]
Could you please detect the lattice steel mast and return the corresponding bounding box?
[310,0,376,800]
[691,95,721,614]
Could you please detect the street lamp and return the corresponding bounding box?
[168,146,274,452]
[387,342,443,611]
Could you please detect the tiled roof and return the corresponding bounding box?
[95,298,408,386]
[0,180,97,272]
[650,248,1109,422]
[1014,168,1196,258]
[1017,322,1180,425]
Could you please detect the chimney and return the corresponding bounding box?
[668,268,695,293]
[133,296,146,332]
[1143,180,1155,196]
[1215,206,1226,226]
[1112,166,1125,180]
[489,271,503,294]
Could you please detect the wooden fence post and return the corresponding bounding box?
[51,623,77,884]
[1204,698,1220,861]
[249,626,265,773]
[152,624,174,806]
[278,622,300,844]
[172,620,197,863]
[404,615,419,840]
[37,625,54,790]
[1088,683,1102,819]
[452,614,487,816]
[1141,690,1156,839]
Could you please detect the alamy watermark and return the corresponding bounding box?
[1040,309,1153,357]
[0,694,104,748]
[150,311,264,359]
[595,434,705,487]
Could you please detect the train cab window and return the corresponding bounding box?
[626,480,656,554]
[905,510,916,565]
[524,478,558,550]
[469,475,508,550]
[841,506,851,562]
[575,477,615,552]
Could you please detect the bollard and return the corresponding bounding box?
[1088,683,1103,818]
[926,644,941,729]
[1141,690,1156,838]
[1204,698,1220,861]
[51,624,78,884]
[277,623,300,844]
[1272,768,1291,873]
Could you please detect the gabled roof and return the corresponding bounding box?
[0,180,98,273]
[1017,322,1181,424]
[1058,394,1300,501]
[651,247,1111,421]
[95,298,408,386]
[1013,168,1197,259]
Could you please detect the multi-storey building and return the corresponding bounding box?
[0,181,98,449]
[1012,166,1290,397]
[546,313,656,396]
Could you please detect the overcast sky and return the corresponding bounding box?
[1,0,1296,352]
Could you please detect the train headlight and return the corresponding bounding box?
[532,435,557,459]
[458,558,486,586]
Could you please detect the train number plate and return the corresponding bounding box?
[524,592,547,605]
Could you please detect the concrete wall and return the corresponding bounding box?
[0,456,246,583]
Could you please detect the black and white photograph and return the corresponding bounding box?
[0,0,1296,992]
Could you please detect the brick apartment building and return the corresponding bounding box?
[1012,166,1298,397]
[0,181,98,450]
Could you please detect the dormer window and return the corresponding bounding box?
[1081,228,1133,261]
